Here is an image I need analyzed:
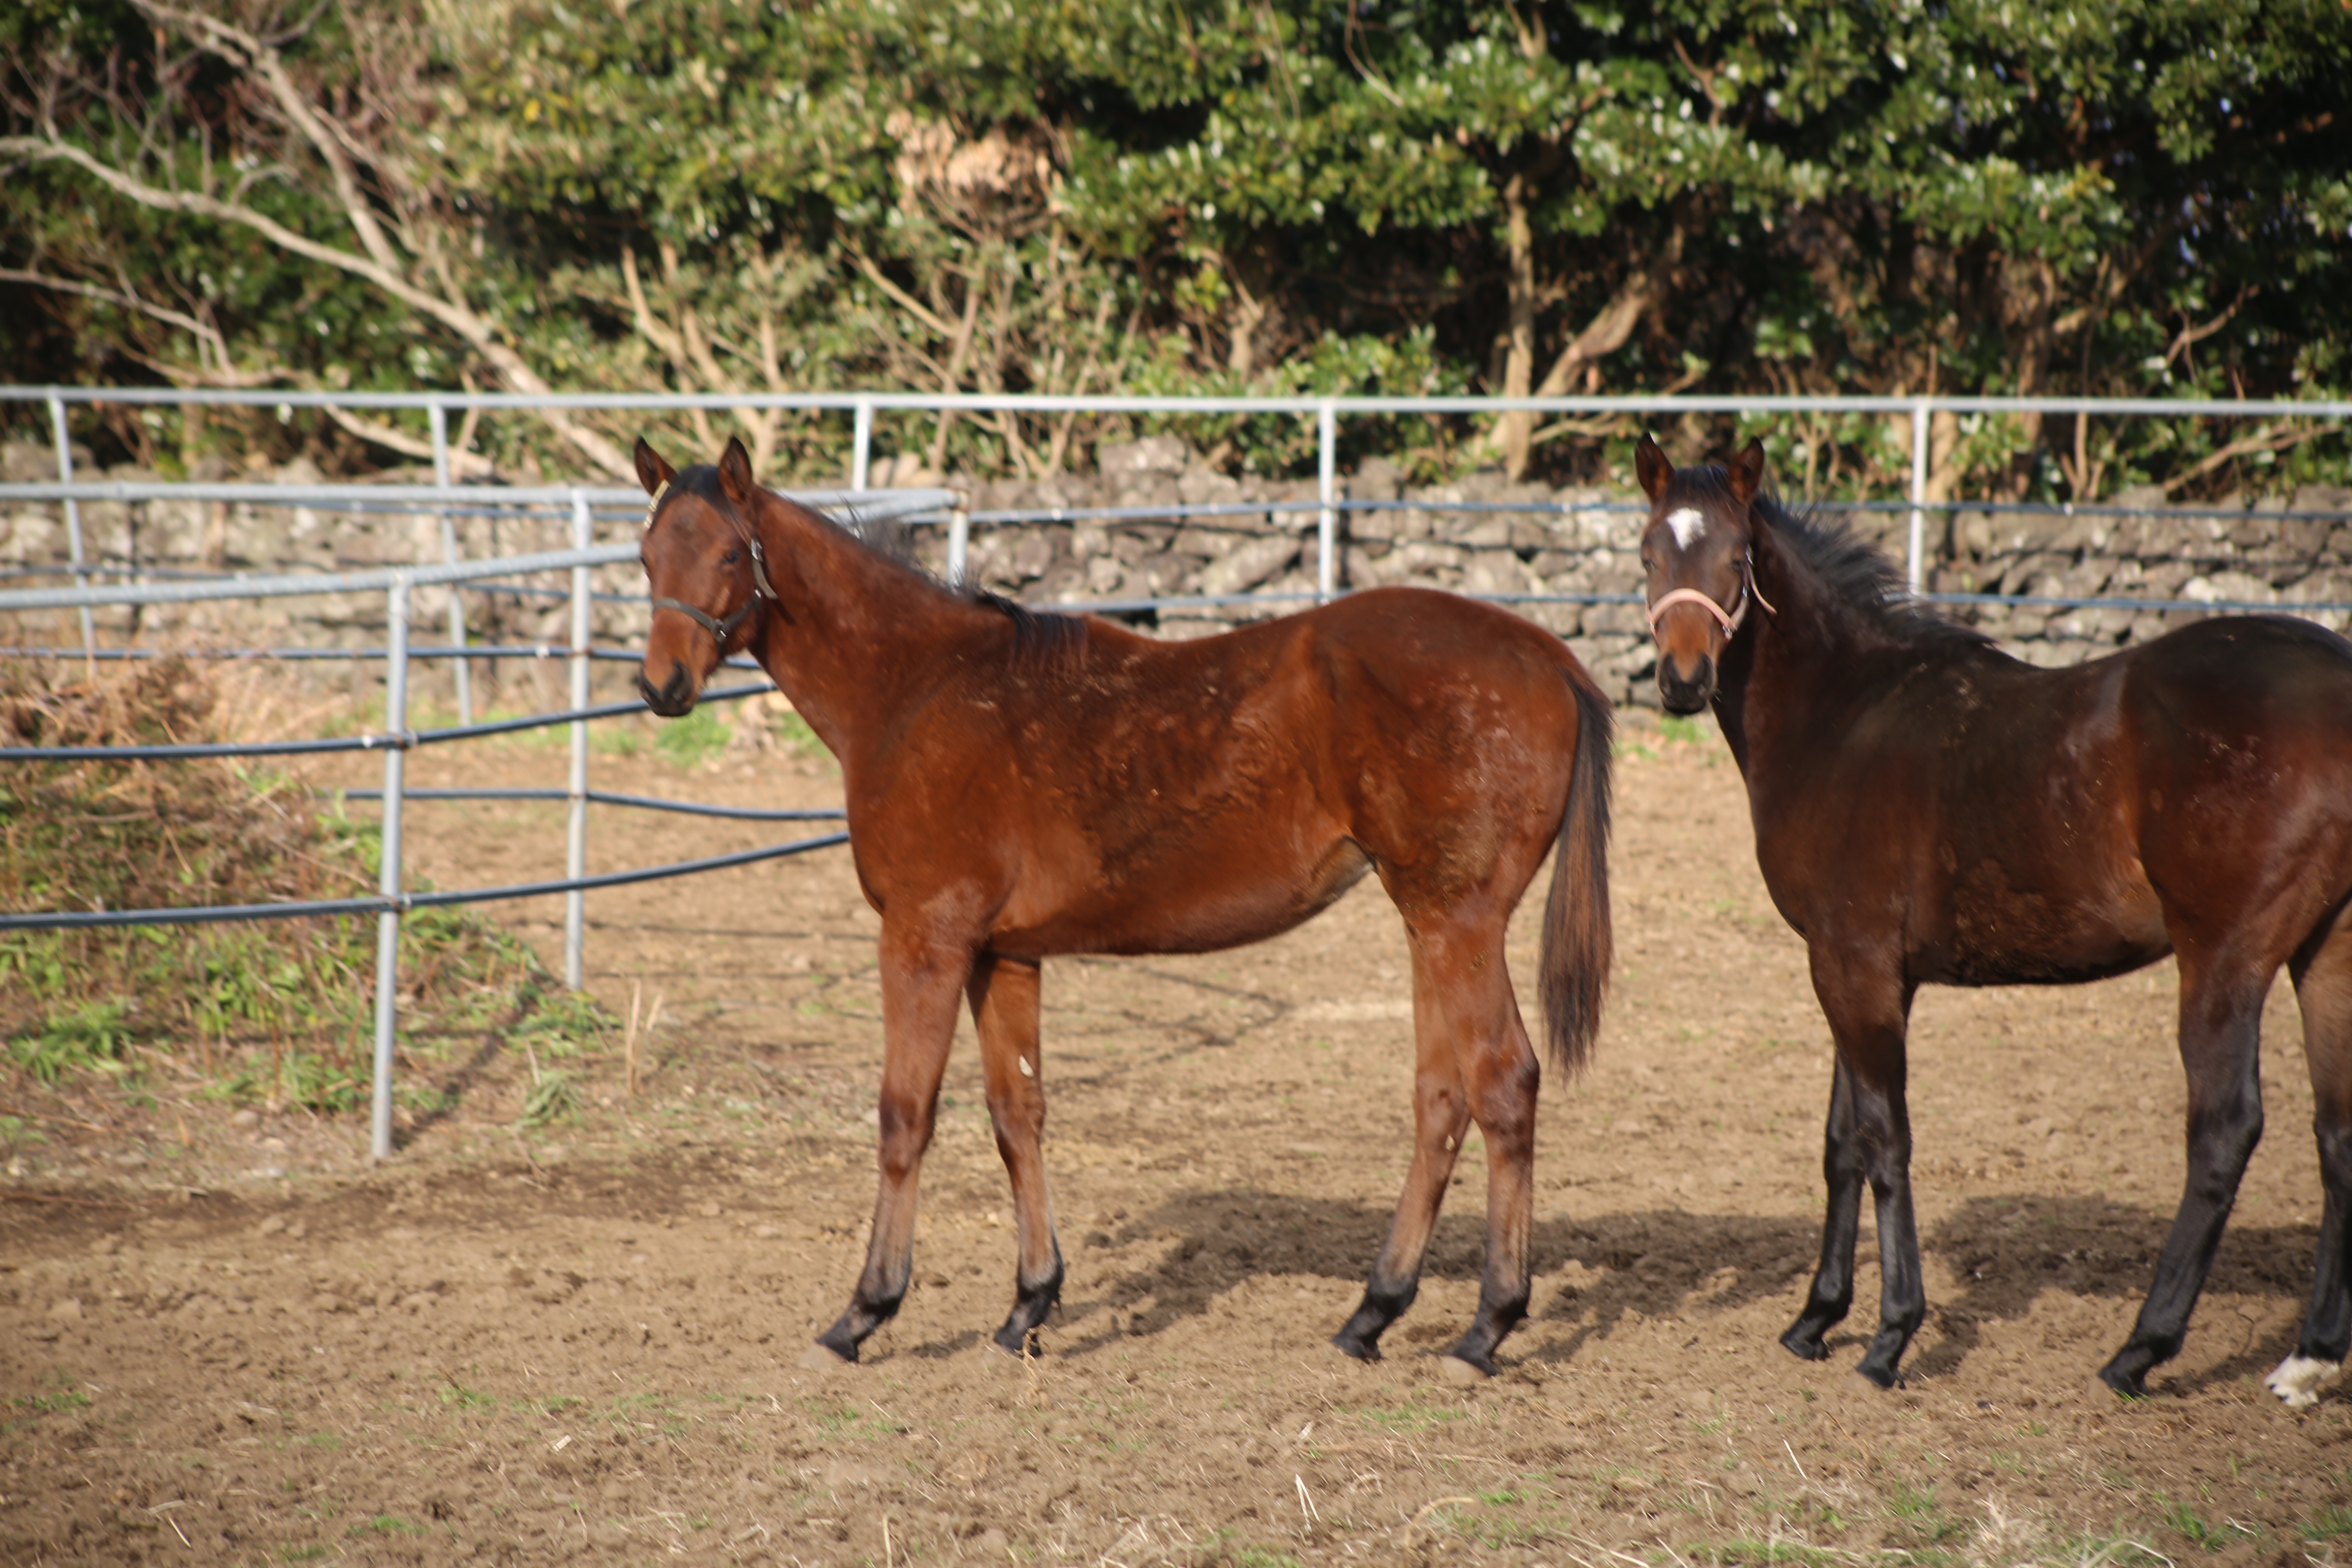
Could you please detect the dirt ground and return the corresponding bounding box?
[4,704,2350,1567]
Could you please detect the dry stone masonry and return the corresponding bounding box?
[6,438,2348,711]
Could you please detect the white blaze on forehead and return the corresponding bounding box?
[1665,507,1707,549]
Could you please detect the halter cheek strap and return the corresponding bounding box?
[644,482,782,651]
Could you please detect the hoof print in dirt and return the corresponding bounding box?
[799,1341,855,1371]
[1437,1354,1492,1385]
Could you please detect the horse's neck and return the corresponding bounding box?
[747,504,976,756]
[1713,549,1855,779]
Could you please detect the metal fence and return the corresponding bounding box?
[4,383,2350,1158]
[0,485,950,1159]
[11,383,2352,607]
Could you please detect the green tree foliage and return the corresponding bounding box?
[4,0,2347,497]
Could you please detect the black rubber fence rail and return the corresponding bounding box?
[0,830,850,931]
[0,680,775,762]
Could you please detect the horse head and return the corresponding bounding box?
[1635,434,1769,715]
[635,434,779,717]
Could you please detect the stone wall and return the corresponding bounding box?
[7,436,2351,713]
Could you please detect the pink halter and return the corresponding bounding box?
[1644,551,1777,636]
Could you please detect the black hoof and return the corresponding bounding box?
[2098,1361,2151,1399]
[993,1322,1042,1358]
[1855,1357,1902,1390]
[1780,1324,1831,1362]
[1330,1327,1383,1363]
[811,1324,861,1365]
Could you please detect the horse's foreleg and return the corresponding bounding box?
[1333,938,1474,1364]
[812,926,968,1365]
[1782,1055,1863,1362]
[2100,952,2267,1398]
[2277,924,2352,1407]
[1790,960,1922,1388]
[969,952,1062,1357]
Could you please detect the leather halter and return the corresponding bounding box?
[1645,548,1776,637]
[645,482,780,650]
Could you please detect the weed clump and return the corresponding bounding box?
[0,656,599,1113]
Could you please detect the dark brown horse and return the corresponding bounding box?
[1637,434,2352,1405]
[632,435,1615,1376]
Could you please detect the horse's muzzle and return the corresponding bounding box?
[1657,651,1714,715]
[638,660,697,718]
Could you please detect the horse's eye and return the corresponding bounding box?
[722,548,740,564]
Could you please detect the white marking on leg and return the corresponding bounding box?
[1666,507,1707,549]
[2264,1353,2341,1407]
[1017,1056,1034,1078]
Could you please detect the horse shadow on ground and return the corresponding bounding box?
[1024,1186,2319,1389]
[1913,1192,2316,1394]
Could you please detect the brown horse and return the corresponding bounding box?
[1636,434,2352,1405]
[632,435,1615,1376]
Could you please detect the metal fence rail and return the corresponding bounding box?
[0,499,923,1160]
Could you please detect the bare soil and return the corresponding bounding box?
[4,713,2349,1566]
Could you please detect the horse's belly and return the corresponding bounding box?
[1932,853,2169,985]
[994,835,1374,957]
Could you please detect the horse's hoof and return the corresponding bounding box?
[2096,1362,2150,1400]
[2263,1355,2340,1408]
[1329,1330,1381,1363]
[1779,1327,1830,1363]
[1437,1354,1491,1385]
[1855,1360,1902,1390]
[799,1340,855,1370]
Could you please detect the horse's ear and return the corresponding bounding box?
[1634,434,1672,502]
[633,437,676,498]
[1728,440,1767,506]
[716,435,757,505]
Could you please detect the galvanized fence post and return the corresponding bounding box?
[46,393,96,664]
[947,505,970,588]
[852,397,874,491]
[1909,398,1931,595]
[565,490,592,990]
[431,401,472,724]
[1316,401,1338,601]
[370,572,412,1161]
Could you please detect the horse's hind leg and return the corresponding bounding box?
[812,923,968,1365]
[2099,945,2268,1397]
[1334,914,1535,1376]
[2270,914,2352,1406]
[969,953,1064,1356]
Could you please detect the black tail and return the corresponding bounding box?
[1538,677,1614,1077]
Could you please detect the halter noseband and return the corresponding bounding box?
[1645,548,1777,637]
[645,482,781,650]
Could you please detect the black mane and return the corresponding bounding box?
[1706,472,1984,650]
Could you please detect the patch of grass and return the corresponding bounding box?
[512,990,608,1057]
[1695,1542,1830,1566]
[1659,713,1711,746]
[0,656,605,1118]
[8,998,132,1083]
[652,704,731,767]
[2305,1506,2352,1541]
[347,1515,422,1538]
[2157,1497,2254,1553]
[14,1373,91,1415]
[1348,1400,1468,1433]
[519,1069,582,1127]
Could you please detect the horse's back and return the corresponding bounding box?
[941,588,1595,956]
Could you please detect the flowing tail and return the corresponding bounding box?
[1538,677,1614,1077]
